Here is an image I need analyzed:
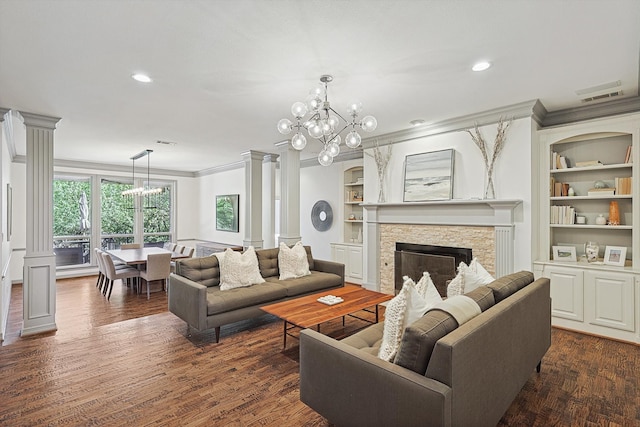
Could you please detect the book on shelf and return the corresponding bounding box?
[552,181,570,197]
[615,177,633,195]
[624,145,632,163]
[551,152,570,169]
[575,160,603,167]
[550,205,575,225]
[587,187,616,196]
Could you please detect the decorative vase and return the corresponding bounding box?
[595,214,607,225]
[608,201,620,225]
[357,227,363,244]
[483,166,495,199]
[586,241,599,262]
[377,172,387,203]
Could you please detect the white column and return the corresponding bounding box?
[362,205,380,291]
[20,112,61,336]
[242,150,266,249]
[275,141,301,245]
[262,153,279,248]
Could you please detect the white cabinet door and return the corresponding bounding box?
[332,244,347,266]
[546,265,584,322]
[585,270,635,332]
[347,245,363,280]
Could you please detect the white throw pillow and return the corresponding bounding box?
[278,241,311,280]
[446,262,468,297]
[446,258,494,297]
[414,272,443,305]
[219,247,265,291]
[378,275,442,362]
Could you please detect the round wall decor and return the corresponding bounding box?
[311,200,333,232]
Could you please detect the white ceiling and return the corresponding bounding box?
[1,0,639,173]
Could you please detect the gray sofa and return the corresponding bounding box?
[168,246,344,342]
[299,271,551,427]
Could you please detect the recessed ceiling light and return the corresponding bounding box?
[472,61,491,72]
[410,119,425,127]
[132,73,152,83]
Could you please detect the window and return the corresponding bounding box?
[100,178,135,250]
[53,176,92,266]
[143,181,173,247]
[52,173,175,269]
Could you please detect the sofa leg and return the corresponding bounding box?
[215,327,221,343]
[536,361,541,373]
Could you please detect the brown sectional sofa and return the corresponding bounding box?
[299,271,551,427]
[168,246,344,342]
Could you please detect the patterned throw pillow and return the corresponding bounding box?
[278,242,311,280]
[446,258,494,297]
[378,273,442,362]
[219,246,265,291]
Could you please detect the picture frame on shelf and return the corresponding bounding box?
[603,246,627,266]
[552,245,577,262]
[403,148,454,202]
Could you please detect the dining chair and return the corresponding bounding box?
[139,252,172,299]
[170,243,177,252]
[163,242,172,250]
[175,244,185,255]
[182,246,195,257]
[121,243,142,249]
[94,248,106,290]
[101,252,140,300]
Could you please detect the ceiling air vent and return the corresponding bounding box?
[576,80,623,103]
[156,140,178,146]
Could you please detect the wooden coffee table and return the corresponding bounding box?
[261,285,393,348]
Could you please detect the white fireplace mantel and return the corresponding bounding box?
[361,199,523,292]
[361,199,522,227]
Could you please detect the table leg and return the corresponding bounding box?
[283,321,287,349]
[375,305,379,323]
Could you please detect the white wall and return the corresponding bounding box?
[363,117,534,271]
[198,167,245,246]
[299,160,349,261]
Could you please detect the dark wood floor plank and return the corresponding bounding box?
[1,276,638,426]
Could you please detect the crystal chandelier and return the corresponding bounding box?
[277,75,377,166]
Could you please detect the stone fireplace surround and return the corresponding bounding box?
[362,200,522,294]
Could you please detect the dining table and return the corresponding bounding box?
[104,247,190,295]
[105,246,189,266]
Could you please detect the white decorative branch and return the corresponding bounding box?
[466,117,512,198]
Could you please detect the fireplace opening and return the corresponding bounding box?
[394,243,472,296]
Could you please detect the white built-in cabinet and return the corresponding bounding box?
[534,113,640,344]
[331,165,364,284]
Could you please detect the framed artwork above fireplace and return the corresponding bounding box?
[403,149,454,201]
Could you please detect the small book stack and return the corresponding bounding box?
[615,177,633,195]
[550,178,570,197]
[575,160,603,168]
[550,205,575,224]
[551,152,570,169]
[587,187,616,196]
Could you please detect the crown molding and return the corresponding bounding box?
[360,99,544,149]
[300,149,363,168]
[12,155,196,177]
[0,107,10,120]
[195,160,245,177]
[541,96,640,127]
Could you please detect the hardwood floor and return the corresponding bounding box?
[1,276,638,426]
